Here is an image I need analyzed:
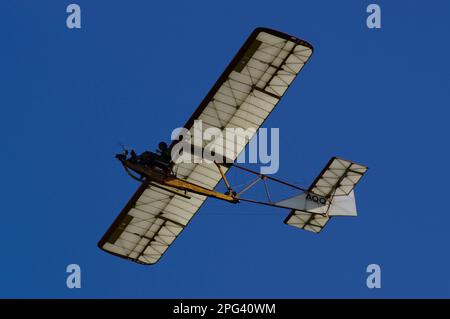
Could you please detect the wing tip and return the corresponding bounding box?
[252,26,314,52]
[97,244,157,266]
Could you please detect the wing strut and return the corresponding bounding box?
[214,161,233,194]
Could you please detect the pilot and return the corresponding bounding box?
[130,149,138,163]
[157,142,171,163]
[139,151,154,166]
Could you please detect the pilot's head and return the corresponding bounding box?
[158,142,168,151]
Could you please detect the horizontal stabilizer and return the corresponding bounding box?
[281,157,367,233]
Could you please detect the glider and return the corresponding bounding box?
[98,27,368,265]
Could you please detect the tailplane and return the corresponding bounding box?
[279,157,368,233]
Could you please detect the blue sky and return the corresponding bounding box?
[1,0,449,298]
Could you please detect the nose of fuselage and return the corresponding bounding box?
[115,148,130,162]
[115,153,126,162]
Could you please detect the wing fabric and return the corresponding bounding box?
[99,28,313,264]
[284,211,330,234]
[308,157,368,198]
[98,184,205,264]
